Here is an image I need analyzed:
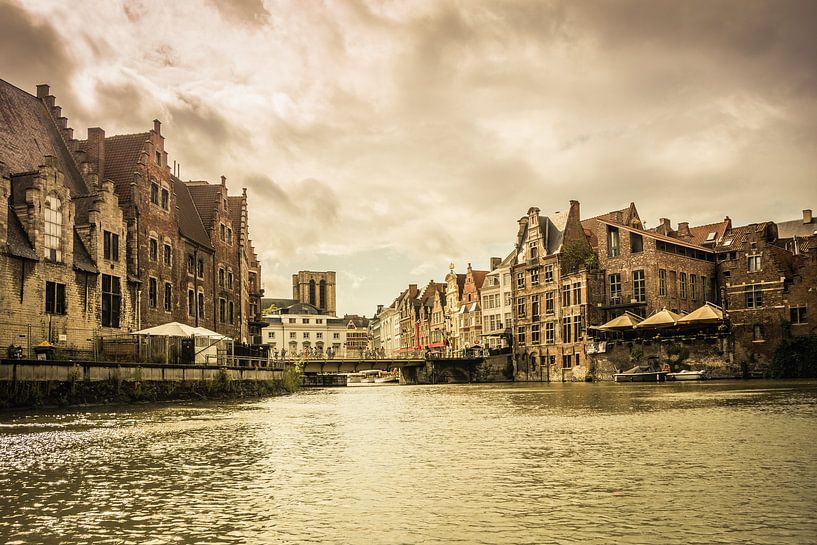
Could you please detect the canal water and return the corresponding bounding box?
[1,380,816,545]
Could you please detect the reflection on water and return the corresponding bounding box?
[1,380,816,544]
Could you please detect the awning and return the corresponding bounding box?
[599,312,643,330]
[676,302,724,325]
[634,308,681,329]
[426,342,446,348]
[133,321,231,340]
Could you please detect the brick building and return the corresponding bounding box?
[456,263,488,352]
[0,79,262,351]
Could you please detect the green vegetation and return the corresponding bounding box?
[561,242,598,273]
[282,360,303,393]
[768,335,817,378]
[629,345,644,364]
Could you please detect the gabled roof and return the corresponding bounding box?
[470,270,488,290]
[5,206,37,260]
[185,181,222,232]
[687,219,731,246]
[0,79,89,196]
[103,132,149,203]
[777,217,817,239]
[714,222,776,251]
[170,175,213,250]
[596,217,713,252]
[72,231,98,273]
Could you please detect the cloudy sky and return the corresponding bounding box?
[2,0,816,316]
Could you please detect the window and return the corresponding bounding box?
[161,188,169,210]
[289,318,296,324]
[562,284,571,307]
[517,272,525,290]
[44,195,62,262]
[746,285,762,308]
[609,274,621,303]
[531,324,540,344]
[198,292,205,318]
[790,306,807,324]
[149,238,158,261]
[516,297,526,318]
[227,271,233,290]
[227,228,233,245]
[607,226,620,257]
[690,275,698,301]
[155,150,161,165]
[101,275,121,327]
[219,298,226,323]
[632,270,645,303]
[659,269,667,297]
[188,289,195,316]
[544,265,554,283]
[333,333,340,339]
[229,301,234,324]
[529,241,538,260]
[317,332,323,340]
[575,354,581,367]
[197,259,204,279]
[748,255,761,272]
[531,295,540,319]
[150,181,159,204]
[545,322,555,344]
[517,326,526,345]
[164,282,172,311]
[679,272,687,299]
[303,319,310,324]
[219,268,225,287]
[573,315,582,342]
[268,331,275,339]
[303,332,310,339]
[103,231,119,261]
[187,254,195,275]
[530,268,539,286]
[220,223,226,241]
[562,317,572,343]
[753,324,764,341]
[163,243,172,266]
[149,277,157,308]
[562,354,573,369]
[45,281,66,314]
[572,283,582,305]
[316,319,323,324]
[630,232,643,253]
[545,291,555,314]
[290,332,297,339]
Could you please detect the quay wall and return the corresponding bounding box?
[0,359,287,409]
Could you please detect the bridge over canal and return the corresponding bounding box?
[300,355,512,384]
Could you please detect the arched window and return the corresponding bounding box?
[44,195,63,262]
[309,279,316,306]
[319,280,326,309]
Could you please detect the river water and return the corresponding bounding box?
[1,380,816,545]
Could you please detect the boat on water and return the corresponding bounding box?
[347,370,398,385]
[374,370,399,384]
[346,372,366,384]
[666,369,707,381]
[613,363,667,383]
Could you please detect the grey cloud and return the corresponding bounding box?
[0,2,75,99]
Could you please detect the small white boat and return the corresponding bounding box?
[374,371,399,384]
[666,369,707,381]
[346,372,366,384]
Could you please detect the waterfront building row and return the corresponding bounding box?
[369,200,817,378]
[0,79,264,352]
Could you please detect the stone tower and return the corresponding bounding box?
[292,271,337,316]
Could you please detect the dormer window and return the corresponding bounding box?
[44,195,63,262]
[529,241,538,259]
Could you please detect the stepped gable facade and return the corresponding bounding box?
[0,79,262,349]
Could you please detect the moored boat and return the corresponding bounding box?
[613,363,667,383]
[666,369,707,381]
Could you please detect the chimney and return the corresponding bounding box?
[658,218,671,235]
[221,175,226,186]
[804,209,813,224]
[678,222,691,238]
[724,216,732,234]
[36,84,50,99]
[490,257,501,271]
[86,127,106,182]
[153,119,161,135]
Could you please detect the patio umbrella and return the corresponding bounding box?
[634,308,681,329]
[133,321,200,337]
[598,312,643,330]
[676,302,724,325]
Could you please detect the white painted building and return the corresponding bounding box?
[481,252,515,350]
[261,303,347,358]
[377,305,401,357]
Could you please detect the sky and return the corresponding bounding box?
[2,0,816,316]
